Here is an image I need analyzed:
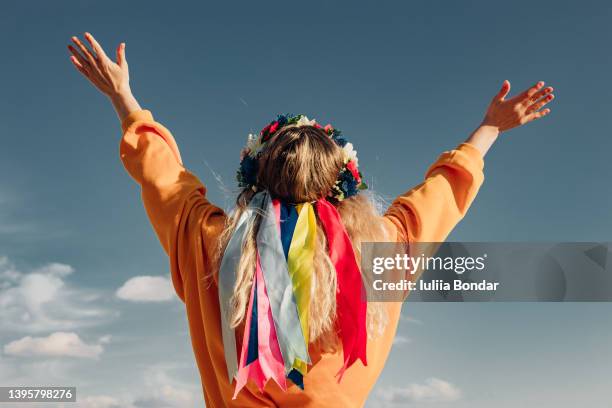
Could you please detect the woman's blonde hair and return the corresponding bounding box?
[216,125,389,352]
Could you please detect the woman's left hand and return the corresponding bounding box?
[67,32,141,121]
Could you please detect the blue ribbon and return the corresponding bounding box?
[279,202,304,388]
[246,279,259,365]
[256,193,311,373]
[280,203,298,259]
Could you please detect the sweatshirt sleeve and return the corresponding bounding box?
[384,143,484,243]
[119,110,226,301]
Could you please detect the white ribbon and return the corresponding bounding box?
[218,192,265,381]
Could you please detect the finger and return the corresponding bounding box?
[67,45,90,69]
[84,32,108,61]
[69,55,83,69]
[116,42,127,67]
[529,86,554,103]
[526,94,555,114]
[70,55,89,76]
[518,81,545,104]
[71,36,96,65]
[495,80,511,101]
[524,108,551,124]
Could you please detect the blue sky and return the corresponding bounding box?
[0,0,611,407]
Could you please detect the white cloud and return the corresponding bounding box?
[116,276,174,302]
[392,335,411,346]
[77,384,198,408]
[0,258,199,407]
[0,358,70,387]
[98,335,112,344]
[77,365,202,408]
[0,261,20,289]
[375,378,462,406]
[133,384,197,408]
[132,364,201,407]
[4,332,104,359]
[0,258,116,333]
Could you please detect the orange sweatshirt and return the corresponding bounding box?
[119,110,484,408]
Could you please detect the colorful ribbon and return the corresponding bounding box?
[218,192,265,381]
[286,203,316,376]
[316,198,368,380]
[258,194,310,373]
[279,202,306,388]
[280,203,298,258]
[233,254,287,398]
[220,190,368,396]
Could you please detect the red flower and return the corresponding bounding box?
[314,123,322,129]
[260,124,271,137]
[269,121,280,134]
[346,160,361,183]
[324,124,334,134]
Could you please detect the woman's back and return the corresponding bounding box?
[119,110,484,407]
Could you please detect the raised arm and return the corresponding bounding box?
[67,33,226,299]
[385,80,555,242]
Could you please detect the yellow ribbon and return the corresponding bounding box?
[287,202,316,375]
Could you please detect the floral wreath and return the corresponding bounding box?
[237,114,367,201]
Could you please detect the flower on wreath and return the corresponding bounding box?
[346,160,361,184]
[342,143,358,166]
[295,115,317,127]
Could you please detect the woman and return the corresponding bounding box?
[67,32,554,407]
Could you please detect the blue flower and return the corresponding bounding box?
[333,136,348,147]
[238,155,258,187]
[277,114,289,126]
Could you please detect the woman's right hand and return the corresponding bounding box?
[466,80,555,157]
[68,32,140,121]
[481,80,554,133]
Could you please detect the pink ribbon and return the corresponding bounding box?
[233,254,287,398]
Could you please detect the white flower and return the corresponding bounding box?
[245,133,262,158]
[295,115,317,127]
[342,142,358,165]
